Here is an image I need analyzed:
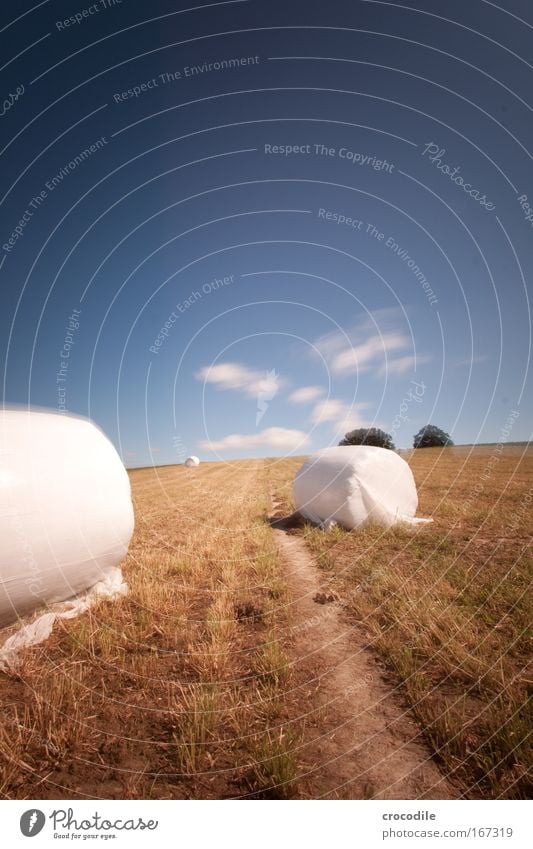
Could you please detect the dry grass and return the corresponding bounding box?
[0,446,530,799]
[0,460,299,799]
[267,446,532,798]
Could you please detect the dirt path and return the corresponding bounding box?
[270,494,456,799]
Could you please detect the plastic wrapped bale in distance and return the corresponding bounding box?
[0,409,134,628]
[184,456,200,467]
[293,446,431,530]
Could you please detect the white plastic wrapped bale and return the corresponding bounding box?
[293,446,431,530]
[184,455,200,467]
[0,409,134,632]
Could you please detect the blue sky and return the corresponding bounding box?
[1,0,531,465]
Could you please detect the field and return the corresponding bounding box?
[0,446,531,799]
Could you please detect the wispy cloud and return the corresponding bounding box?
[199,427,309,452]
[377,354,431,376]
[196,361,286,397]
[288,385,324,404]
[312,310,424,377]
[311,398,370,431]
[311,398,348,424]
[331,332,409,374]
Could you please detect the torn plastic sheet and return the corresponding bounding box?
[0,567,127,672]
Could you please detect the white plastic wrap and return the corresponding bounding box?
[0,409,134,629]
[0,568,128,672]
[184,455,200,467]
[293,446,431,529]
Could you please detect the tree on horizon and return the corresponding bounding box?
[413,424,454,448]
[339,427,395,450]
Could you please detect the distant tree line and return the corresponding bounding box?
[339,427,395,450]
[412,425,453,448]
[338,424,454,449]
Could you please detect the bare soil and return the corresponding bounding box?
[270,494,456,799]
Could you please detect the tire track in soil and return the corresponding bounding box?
[270,493,457,800]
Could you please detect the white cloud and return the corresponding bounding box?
[311,311,426,378]
[312,308,404,354]
[311,398,348,423]
[199,427,309,452]
[196,362,285,397]
[311,399,370,432]
[331,332,409,374]
[377,354,431,376]
[312,328,350,360]
[288,385,324,404]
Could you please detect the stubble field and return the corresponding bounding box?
[0,445,531,799]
